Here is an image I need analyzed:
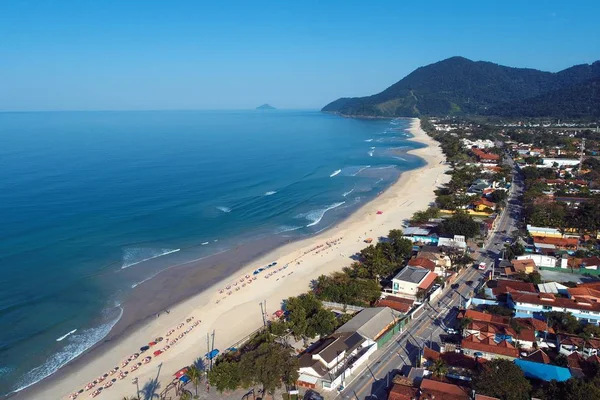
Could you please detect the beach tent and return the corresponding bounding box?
[206,349,220,360]
[173,368,188,379]
[376,210,383,215]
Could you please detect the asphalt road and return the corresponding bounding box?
[336,155,523,400]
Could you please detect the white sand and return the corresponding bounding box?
[31,118,450,400]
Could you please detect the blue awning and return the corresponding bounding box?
[179,375,191,383]
[515,359,571,382]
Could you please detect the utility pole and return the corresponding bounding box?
[259,301,266,327]
[210,330,216,370]
[578,138,586,176]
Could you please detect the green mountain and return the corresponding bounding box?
[256,104,276,110]
[322,57,600,118]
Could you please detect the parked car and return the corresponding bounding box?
[466,280,474,286]
[451,283,460,289]
[445,327,458,335]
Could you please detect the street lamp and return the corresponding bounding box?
[132,377,140,399]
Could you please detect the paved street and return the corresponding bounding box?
[336,154,523,400]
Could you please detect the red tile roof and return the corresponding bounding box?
[388,383,418,400]
[473,198,496,208]
[407,257,437,271]
[376,296,415,313]
[475,396,500,400]
[567,286,600,299]
[514,317,554,334]
[524,349,551,364]
[567,257,600,270]
[567,352,586,370]
[511,259,536,272]
[423,346,441,361]
[418,272,438,290]
[559,333,600,350]
[511,292,600,313]
[459,309,510,325]
[461,334,519,358]
[420,379,470,400]
[471,148,500,161]
[533,236,579,247]
[491,279,537,297]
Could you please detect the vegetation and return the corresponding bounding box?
[208,339,299,396]
[439,212,480,238]
[322,56,600,118]
[480,304,514,317]
[410,207,440,223]
[314,270,381,306]
[472,359,532,400]
[285,293,337,339]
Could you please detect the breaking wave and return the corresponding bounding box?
[56,329,77,342]
[330,169,342,178]
[352,166,371,176]
[264,191,277,196]
[342,187,355,197]
[216,206,232,213]
[364,139,373,142]
[121,248,181,269]
[296,202,346,227]
[12,305,123,394]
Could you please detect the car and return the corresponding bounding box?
[466,280,474,286]
[445,327,458,335]
[451,283,460,289]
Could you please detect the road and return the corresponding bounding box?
[335,154,524,400]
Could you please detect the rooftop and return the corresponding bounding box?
[514,359,571,382]
[393,265,430,284]
[461,334,519,358]
[335,306,398,341]
[375,296,414,313]
[407,257,437,271]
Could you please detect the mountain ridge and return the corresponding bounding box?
[322,57,600,118]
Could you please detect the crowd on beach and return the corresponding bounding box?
[214,236,343,304]
[67,317,200,399]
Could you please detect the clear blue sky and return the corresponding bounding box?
[1,0,599,111]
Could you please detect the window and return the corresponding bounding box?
[543,306,552,311]
[582,311,590,314]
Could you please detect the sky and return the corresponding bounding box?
[1,0,599,111]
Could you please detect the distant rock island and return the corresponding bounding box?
[256,104,276,110]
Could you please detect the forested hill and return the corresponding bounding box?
[322,57,600,118]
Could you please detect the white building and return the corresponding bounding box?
[541,158,580,168]
[391,266,437,298]
[516,254,557,269]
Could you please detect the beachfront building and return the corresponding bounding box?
[390,266,437,299]
[402,226,439,245]
[417,245,453,269]
[297,307,403,391]
[437,235,467,252]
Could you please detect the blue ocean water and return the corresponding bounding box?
[0,110,422,395]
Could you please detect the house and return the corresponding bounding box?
[532,236,578,252]
[567,256,600,271]
[509,291,600,325]
[472,147,500,165]
[463,320,536,349]
[438,235,468,252]
[541,158,580,168]
[472,197,496,212]
[407,257,437,272]
[523,349,551,364]
[402,226,439,245]
[391,266,437,299]
[297,331,375,390]
[558,333,600,357]
[461,334,519,359]
[298,307,401,391]
[387,377,470,400]
[526,225,562,238]
[375,296,415,314]
[516,254,557,269]
[502,259,537,277]
[468,179,492,195]
[537,281,569,294]
[488,279,538,300]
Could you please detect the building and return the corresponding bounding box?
[557,333,600,357]
[298,331,375,390]
[471,147,500,165]
[298,307,402,391]
[418,245,453,268]
[567,256,600,271]
[516,254,557,269]
[502,259,537,277]
[437,235,467,251]
[463,320,536,349]
[532,236,578,253]
[510,291,600,325]
[388,377,470,400]
[402,226,439,245]
[391,266,437,299]
[514,359,572,382]
[375,296,415,313]
[541,158,580,168]
[472,197,496,212]
[527,225,563,238]
[461,334,519,359]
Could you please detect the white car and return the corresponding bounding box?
[445,328,458,335]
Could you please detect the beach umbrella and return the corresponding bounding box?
[148,341,157,346]
[174,367,188,378]
[153,350,163,356]
[205,349,220,360]
[140,345,150,352]
[376,210,383,214]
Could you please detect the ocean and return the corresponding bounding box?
[0,110,423,396]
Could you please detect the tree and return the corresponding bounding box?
[458,317,473,334]
[472,359,531,400]
[187,365,202,396]
[430,359,448,380]
[240,342,299,397]
[440,213,480,238]
[208,360,241,393]
[546,311,580,334]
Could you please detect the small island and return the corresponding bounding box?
[256,104,276,110]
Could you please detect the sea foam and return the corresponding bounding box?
[121,248,181,269]
[297,202,345,227]
[264,191,277,196]
[216,206,232,213]
[330,169,342,178]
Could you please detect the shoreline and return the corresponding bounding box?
[16,118,450,400]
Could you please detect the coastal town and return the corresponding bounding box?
[56,115,600,400]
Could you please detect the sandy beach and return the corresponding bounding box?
[20,118,450,400]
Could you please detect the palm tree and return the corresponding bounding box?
[122,397,138,400]
[187,365,202,396]
[180,390,193,400]
[431,359,448,380]
[458,317,473,335]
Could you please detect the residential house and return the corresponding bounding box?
[390,266,437,299]
[297,331,374,390]
[527,225,562,238]
[472,147,500,165]
[557,334,600,358]
[402,226,439,245]
[461,334,519,359]
[375,296,415,314]
[509,292,600,325]
[472,197,496,212]
[438,235,467,252]
[417,245,452,269]
[463,320,536,349]
[516,254,557,269]
[532,236,578,253]
[541,158,580,168]
[567,256,600,271]
[502,259,537,277]
[407,257,446,276]
[298,307,400,391]
[523,349,551,364]
[388,377,470,400]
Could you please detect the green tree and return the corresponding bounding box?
[208,360,241,393]
[546,311,580,334]
[430,359,448,380]
[240,342,299,397]
[472,359,531,400]
[187,365,203,396]
[440,213,480,238]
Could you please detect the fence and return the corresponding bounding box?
[321,301,365,313]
